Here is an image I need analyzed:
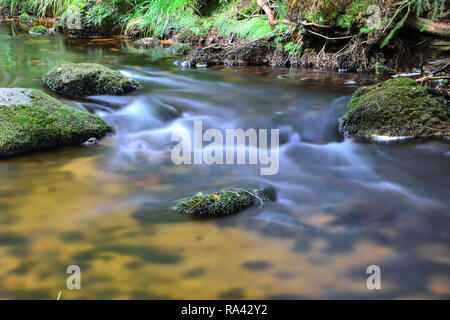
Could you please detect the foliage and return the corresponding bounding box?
[381,0,446,48]
[284,41,303,55]
[30,0,70,16]
[214,12,273,41]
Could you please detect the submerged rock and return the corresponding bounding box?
[174,188,274,217]
[168,43,192,56]
[341,78,450,139]
[29,25,49,35]
[0,88,112,157]
[43,63,142,98]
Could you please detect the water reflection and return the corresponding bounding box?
[0,21,449,299]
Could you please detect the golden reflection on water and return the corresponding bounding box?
[0,150,399,299]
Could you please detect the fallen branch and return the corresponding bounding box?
[306,29,354,40]
[406,16,450,38]
[415,75,450,82]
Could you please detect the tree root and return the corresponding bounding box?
[257,0,277,26]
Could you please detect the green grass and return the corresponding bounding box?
[214,13,273,41]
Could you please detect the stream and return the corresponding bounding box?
[1,21,449,299]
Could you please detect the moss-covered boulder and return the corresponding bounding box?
[29,25,49,35]
[168,43,192,56]
[341,78,450,139]
[43,63,142,98]
[19,13,33,24]
[174,188,274,217]
[0,88,112,157]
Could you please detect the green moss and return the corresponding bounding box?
[284,41,303,55]
[239,0,259,16]
[214,13,272,41]
[305,0,371,28]
[43,63,142,98]
[342,78,450,138]
[175,188,273,217]
[29,25,49,35]
[168,43,192,56]
[19,13,32,22]
[0,88,112,157]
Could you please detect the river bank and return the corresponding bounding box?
[1,1,449,73]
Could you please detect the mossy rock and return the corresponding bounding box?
[43,63,142,98]
[134,38,161,47]
[0,88,112,157]
[29,25,49,35]
[375,62,391,75]
[174,188,274,217]
[341,78,450,139]
[168,43,192,56]
[19,13,33,23]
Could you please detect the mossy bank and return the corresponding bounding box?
[0,88,112,157]
[44,63,141,98]
[341,78,450,139]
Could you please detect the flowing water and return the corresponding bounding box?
[1,21,449,299]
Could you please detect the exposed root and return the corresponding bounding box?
[257,0,277,26]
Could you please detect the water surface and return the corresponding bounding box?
[1,21,449,299]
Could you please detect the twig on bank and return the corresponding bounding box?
[416,75,450,82]
[306,28,354,40]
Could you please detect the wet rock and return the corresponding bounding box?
[341,78,450,139]
[179,60,191,68]
[43,63,142,98]
[29,25,49,35]
[0,88,112,157]
[168,43,191,56]
[174,188,274,217]
[83,137,99,145]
